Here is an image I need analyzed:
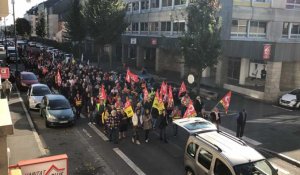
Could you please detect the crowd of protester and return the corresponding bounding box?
[23,49,213,145]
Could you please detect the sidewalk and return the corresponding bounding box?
[6,89,47,165]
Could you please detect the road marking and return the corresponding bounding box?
[16,90,48,156]
[219,126,262,146]
[271,163,290,175]
[113,148,146,175]
[88,123,109,141]
[82,128,92,138]
[272,105,293,112]
[75,128,115,175]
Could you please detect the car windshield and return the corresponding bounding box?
[290,89,300,95]
[22,73,37,80]
[183,121,215,131]
[234,159,277,175]
[49,99,71,110]
[32,87,51,96]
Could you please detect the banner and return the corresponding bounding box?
[124,100,134,117]
[220,91,232,113]
[152,91,165,112]
[183,102,197,118]
[126,68,139,83]
[178,81,187,97]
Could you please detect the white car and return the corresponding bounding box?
[279,88,300,109]
[27,84,52,109]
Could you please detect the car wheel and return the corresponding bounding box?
[296,102,300,109]
[185,168,194,175]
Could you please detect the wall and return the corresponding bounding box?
[280,61,295,91]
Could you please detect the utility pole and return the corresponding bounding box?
[12,0,18,73]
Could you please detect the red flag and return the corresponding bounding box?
[99,85,107,100]
[178,82,187,97]
[220,91,232,113]
[56,70,62,87]
[126,69,131,83]
[183,102,197,118]
[143,88,149,101]
[168,85,174,107]
[160,81,168,96]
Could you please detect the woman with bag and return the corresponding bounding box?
[142,109,152,143]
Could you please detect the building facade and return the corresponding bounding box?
[121,0,300,102]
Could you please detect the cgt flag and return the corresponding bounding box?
[99,85,107,101]
[168,85,174,107]
[178,81,187,97]
[126,68,139,83]
[152,90,165,112]
[220,91,232,113]
[160,81,168,96]
[56,70,62,87]
[183,102,197,118]
[143,88,149,102]
[124,100,134,117]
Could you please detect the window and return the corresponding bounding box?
[151,0,160,8]
[132,2,139,11]
[227,57,241,82]
[161,21,171,31]
[126,23,132,32]
[231,19,247,37]
[197,149,213,170]
[214,159,232,175]
[162,0,172,7]
[286,0,300,9]
[187,143,199,158]
[291,23,300,38]
[149,22,159,31]
[175,0,186,5]
[254,0,267,2]
[140,22,148,31]
[132,23,139,32]
[282,22,289,38]
[141,0,149,10]
[249,21,267,38]
[174,22,185,32]
[127,3,132,12]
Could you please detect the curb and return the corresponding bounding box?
[258,147,300,168]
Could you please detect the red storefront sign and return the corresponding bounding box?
[151,38,157,45]
[263,44,271,60]
[0,67,10,79]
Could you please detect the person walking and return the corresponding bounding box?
[2,79,12,101]
[86,94,96,124]
[74,92,83,119]
[236,109,247,138]
[132,109,141,145]
[210,108,221,131]
[118,109,128,139]
[107,110,120,144]
[194,96,204,117]
[143,109,152,143]
[159,109,168,143]
[171,106,181,136]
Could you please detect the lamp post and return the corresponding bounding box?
[12,0,18,73]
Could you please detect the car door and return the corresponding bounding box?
[212,158,234,175]
[173,118,217,134]
[195,147,214,175]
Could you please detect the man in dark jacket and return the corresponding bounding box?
[236,109,247,138]
[194,96,204,117]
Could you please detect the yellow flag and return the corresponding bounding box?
[124,100,134,117]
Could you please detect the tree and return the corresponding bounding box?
[16,18,31,37]
[64,0,86,57]
[84,0,128,66]
[36,13,46,38]
[180,0,222,91]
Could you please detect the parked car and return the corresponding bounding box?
[6,47,18,62]
[16,71,39,90]
[28,41,36,47]
[174,118,278,175]
[0,44,5,52]
[27,84,52,109]
[40,94,75,127]
[279,88,300,109]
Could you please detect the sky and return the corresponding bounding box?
[2,0,46,25]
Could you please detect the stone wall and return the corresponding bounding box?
[280,62,295,91]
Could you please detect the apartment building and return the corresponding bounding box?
[121,0,300,102]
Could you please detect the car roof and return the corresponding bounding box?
[45,94,67,101]
[21,71,35,75]
[194,131,265,166]
[31,84,49,88]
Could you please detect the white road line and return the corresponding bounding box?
[272,105,293,112]
[271,163,290,175]
[82,128,92,138]
[16,90,48,156]
[88,123,109,141]
[219,126,262,146]
[113,148,146,175]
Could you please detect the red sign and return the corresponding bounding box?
[0,67,10,79]
[263,44,271,60]
[151,38,157,45]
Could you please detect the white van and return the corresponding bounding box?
[174,118,278,175]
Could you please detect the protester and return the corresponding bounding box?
[142,109,152,143]
[2,79,12,101]
[159,109,168,143]
[210,107,221,131]
[194,96,204,117]
[171,106,181,136]
[118,109,128,139]
[86,94,96,124]
[107,110,120,144]
[74,92,83,119]
[132,109,141,145]
[236,109,247,138]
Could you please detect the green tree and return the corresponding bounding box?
[16,18,31,37]
[84,0,127,66]
[64,0,86,57]
[180,0,222,91]
[36,13,46,38]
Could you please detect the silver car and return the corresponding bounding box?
[40,94,75,127]
[27,84,52,109]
